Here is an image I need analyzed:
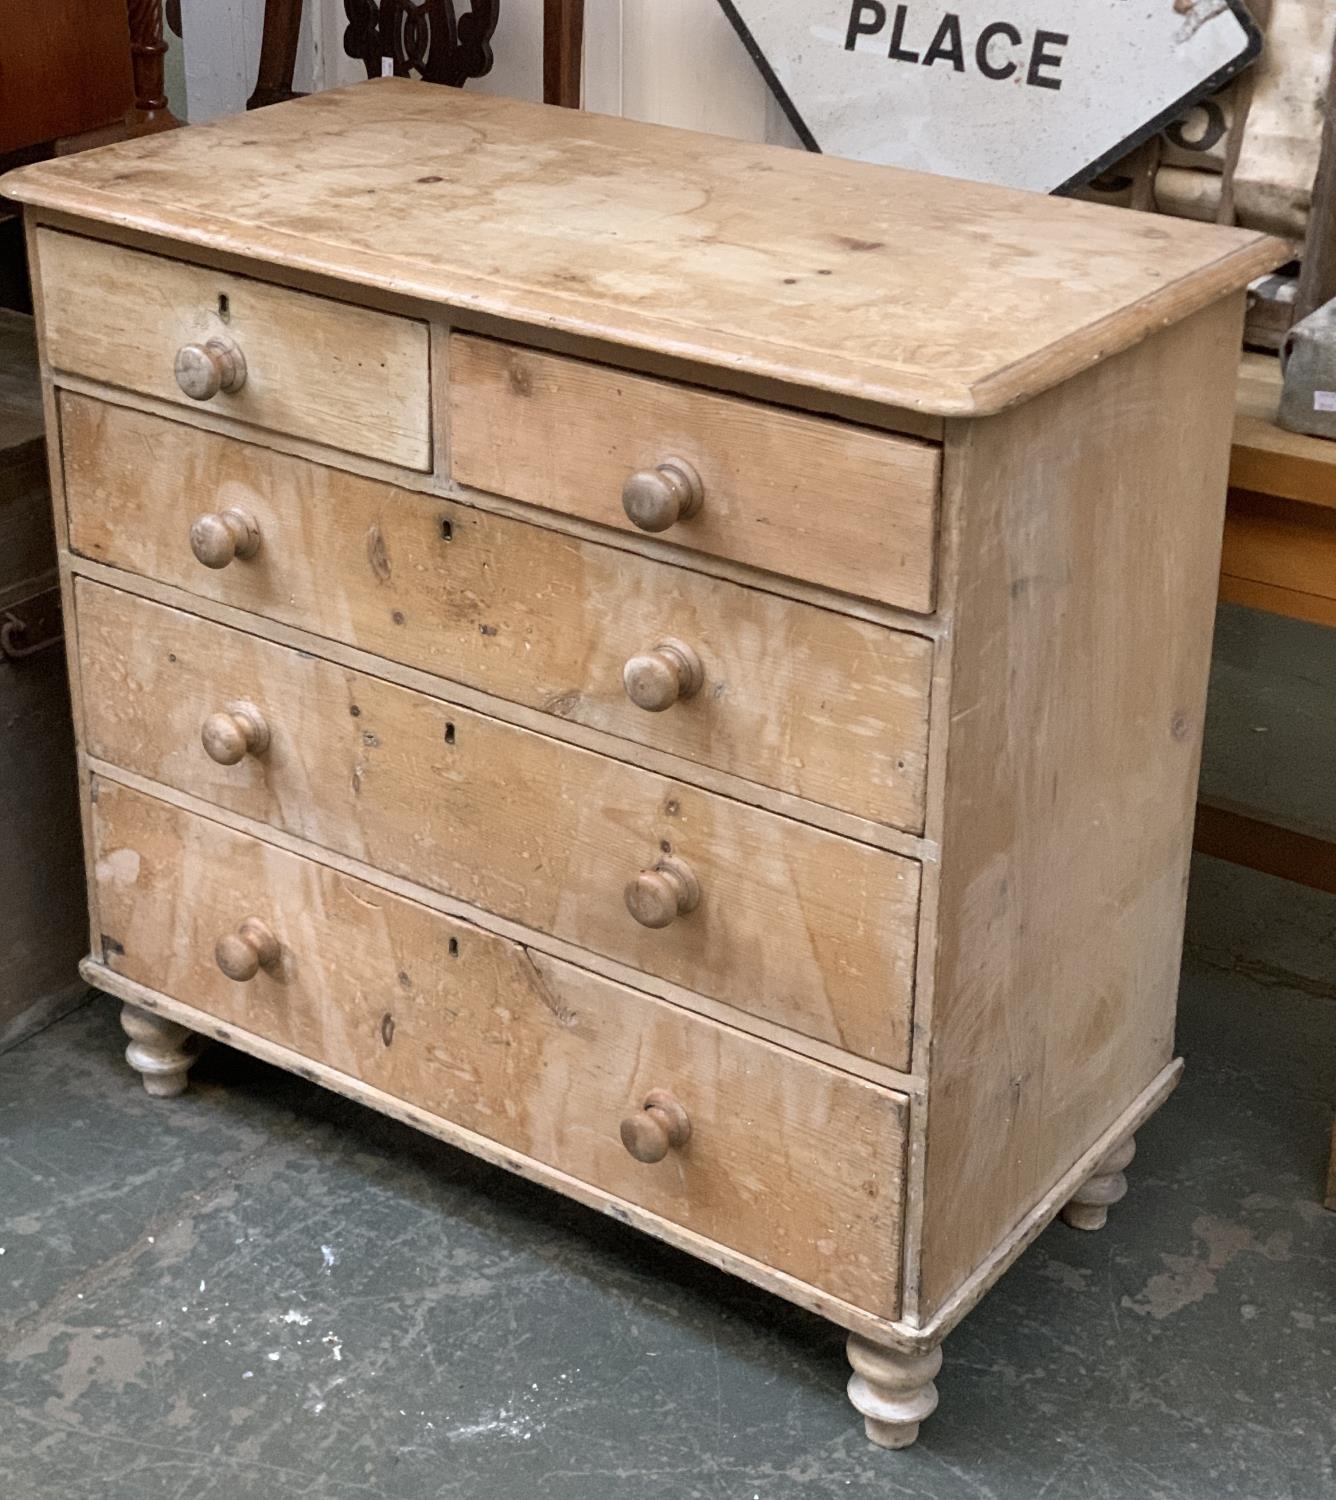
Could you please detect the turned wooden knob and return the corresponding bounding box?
[623,639,703,712]
[621,458,703,533]
[201,700,270,765]
[625,855,699,929]
[619,1088,691,1163]
[215,916,281,981]
[174,335,247,401]
[190,506,261,569]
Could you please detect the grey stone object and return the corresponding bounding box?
[1280,294,1336,439]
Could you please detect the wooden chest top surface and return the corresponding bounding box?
[2,78,1284,416]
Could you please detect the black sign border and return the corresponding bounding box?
[714,0,1264,195]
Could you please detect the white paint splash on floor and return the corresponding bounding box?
[446,1407,545,1442]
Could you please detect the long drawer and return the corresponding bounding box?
[448,335,941,611]
[61,395,932,831]
[76,582,920,1068]
[34,230,431,469]
[90,779,909,1315]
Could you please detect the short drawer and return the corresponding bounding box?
[91,779,909,1317]
[448,335,940,611]
[63,396,931,830]
[34,229,430,469]
[76,581,920,1069]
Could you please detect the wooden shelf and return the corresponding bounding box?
[1230,351,1336,511]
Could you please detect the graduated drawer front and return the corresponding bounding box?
[34,230,431,469]
[90,780,908,1316]
[448,335,941,612]
[77,582,920,1068]
[62,396,931,831]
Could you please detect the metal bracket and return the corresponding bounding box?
[0,586,63,661]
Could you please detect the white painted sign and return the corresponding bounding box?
[717,1,1261,192]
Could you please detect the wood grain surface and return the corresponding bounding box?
[34,229,431,468]
[76,581,921,1067]
[2,80,1285,415]
[916,299,1244,1318]
[91,777,909,1314]
[61,395,933,829]
[449,335,940,610]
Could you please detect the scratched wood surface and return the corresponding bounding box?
[35,228,431,469]
[915,300,1242,1319]
[449,335,941,610]
[91,777,909,1313]
[61,395,933,830]
[2,80,1285,415]
[76,580,922,1068]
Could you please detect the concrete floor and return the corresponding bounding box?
[0,849,1331,1499]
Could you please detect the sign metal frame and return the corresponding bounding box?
[716,1,1263,194]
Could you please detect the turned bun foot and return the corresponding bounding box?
[119,1003,202,1097]
[1061,1135,1136,1231]
[846,1334,942,1450]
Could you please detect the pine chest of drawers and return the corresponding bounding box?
[3,80,1284,1449]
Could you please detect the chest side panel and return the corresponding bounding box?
[916,296,1246,1320]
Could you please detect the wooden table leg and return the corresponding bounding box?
[249,0,305,110]
[544,0,584,108]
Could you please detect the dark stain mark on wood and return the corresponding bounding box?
[366,523,392,583]
[508,360,533,397]
[520,946,578,1027]
[398,970,412,988]
[834,236,883,252]
[380,1012,396,1047]
[392,610,406,625]
[544,690,580,718]
[101,933,125,958]
[479,623,498,636]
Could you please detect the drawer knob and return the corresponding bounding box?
[622,459,703,533]
[620,1088,691,1163]
[625,855,699,929]
[201,700,271,765]
[174,335,248,401]
[190,506,261,569]
[623,639,703,712]
[215,916,281,982]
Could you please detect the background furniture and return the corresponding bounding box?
[0,312,87,1050]
[0,0,178,161]
[250,0,586,109]
[4,81,1280,1448]
[251,0,502,104]
[0,2,180,1047]
[1195,352,1336,1209]
[543,0,582,107]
